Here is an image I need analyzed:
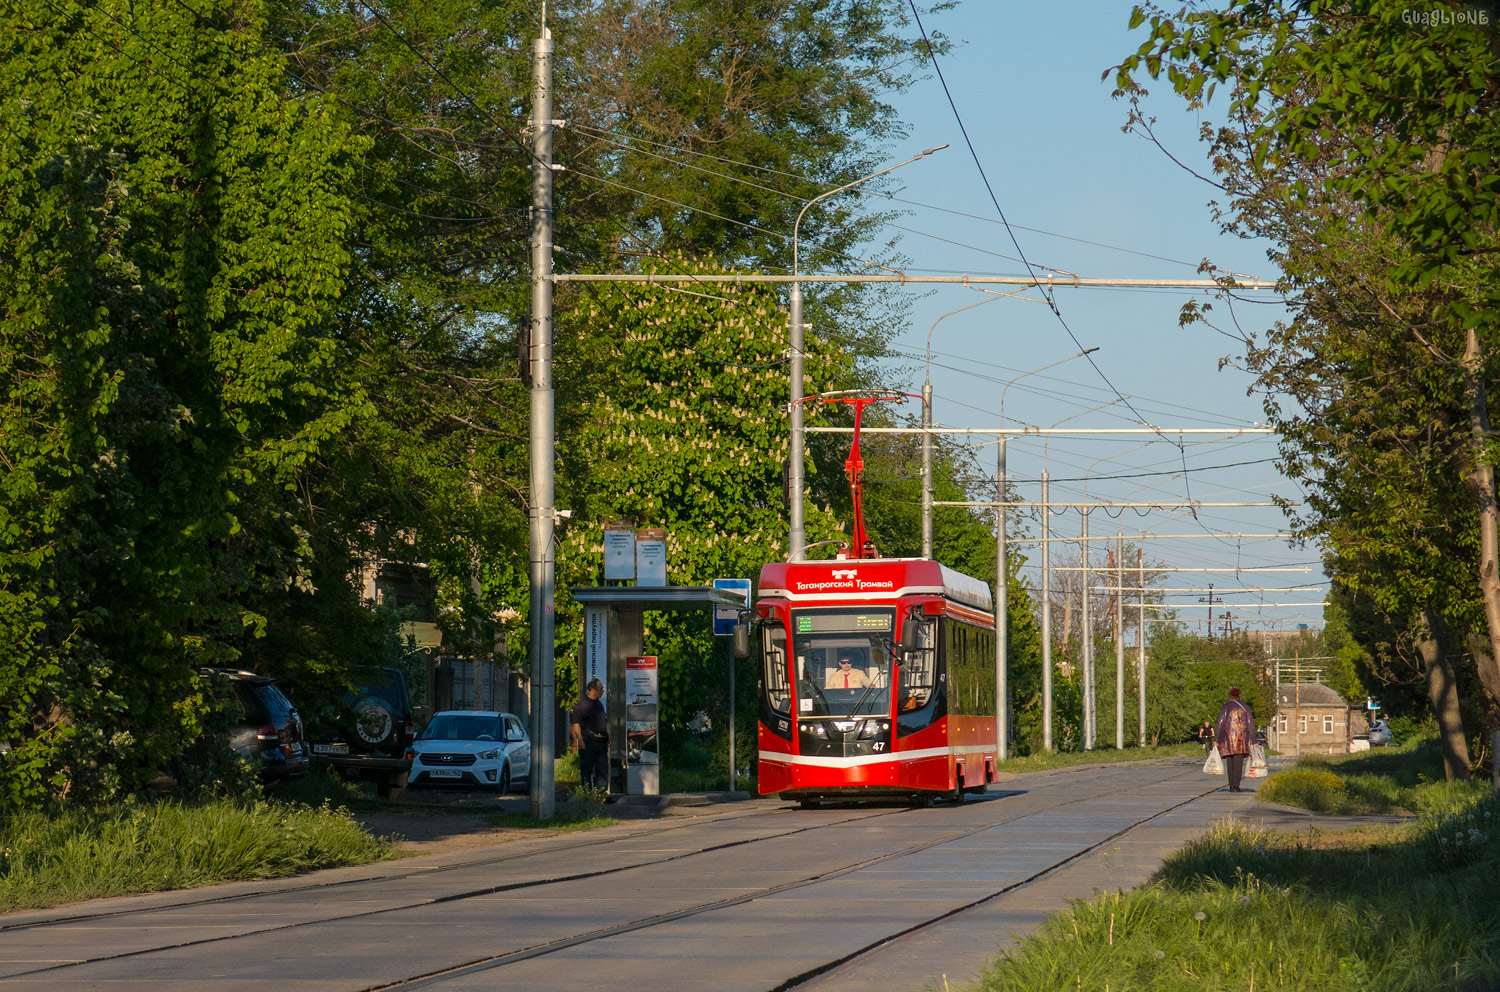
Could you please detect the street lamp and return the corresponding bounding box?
[788,145,947,561]
[999,347,1101,428]
[919,294,1005,557]
[918,288,1049,557]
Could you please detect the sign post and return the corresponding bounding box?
[713,579,752,791]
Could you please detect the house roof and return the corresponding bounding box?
[1276,682,1348,709]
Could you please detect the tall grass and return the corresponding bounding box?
[0,799,391,912]
[971,758,1500,990]
[1257,737,1485,815]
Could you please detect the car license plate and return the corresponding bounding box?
[429,769,462,779]
[313,744,349,755]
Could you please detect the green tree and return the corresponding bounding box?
[0,0,365,803]
[1116,0,1499,778]
[267,0,954,674]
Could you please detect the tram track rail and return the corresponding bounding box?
[370,766,1222,992]
[0,761,1219,990]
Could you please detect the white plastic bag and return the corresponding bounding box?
[1202,745,1223,775]
[1246,744,1268,778]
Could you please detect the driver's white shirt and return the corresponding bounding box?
[824,667,872,689]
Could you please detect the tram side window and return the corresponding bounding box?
[763,624,790,716]
[900,617,935,709]
[978,626,996,712]
[945,620,997,716]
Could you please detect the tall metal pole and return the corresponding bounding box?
[995,440,1008,761]
[788,285,806,561]
[921,383,932,558]
[1137,546,1146,746]
[1040,471,1053,751]
[1081,508,1093,750]
[527,25,557,819]
[1115,532,1125,749]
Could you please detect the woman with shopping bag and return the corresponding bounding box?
[1214,687,1257,792]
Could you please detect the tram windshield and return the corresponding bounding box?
[791,609,894,717]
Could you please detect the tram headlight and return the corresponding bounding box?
[807,723,828,738]
[858,720,889,739]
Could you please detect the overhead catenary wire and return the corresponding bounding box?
[905,1,1182,470]
[573,121,1217,272]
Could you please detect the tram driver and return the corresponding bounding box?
[824,651,872,690]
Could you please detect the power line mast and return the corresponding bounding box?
[527,21,557,819]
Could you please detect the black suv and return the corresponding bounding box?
[308,667,415,800]
[201,669,310,786]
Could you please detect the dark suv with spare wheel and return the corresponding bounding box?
[308,667,415,800]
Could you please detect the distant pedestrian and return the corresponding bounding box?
[1198,720,1215,755]
[1215,687,1257,793]
[569,678,609,792]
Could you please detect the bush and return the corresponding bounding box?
[1256,766,1360,813]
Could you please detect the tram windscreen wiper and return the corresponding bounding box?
[846,680,884,716]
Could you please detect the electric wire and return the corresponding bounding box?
[906,0,1200,514]
[572,121,1223,273]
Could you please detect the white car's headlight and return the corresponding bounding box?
[479,749,500,761]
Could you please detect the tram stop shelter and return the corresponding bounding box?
[571,585,750,795]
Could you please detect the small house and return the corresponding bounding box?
[1270,682,1352,755]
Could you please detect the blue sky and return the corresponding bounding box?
[850,2,1325,638]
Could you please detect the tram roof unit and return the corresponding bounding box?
[757,558,993,613]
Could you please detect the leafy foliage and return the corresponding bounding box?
[1115,1,1500,755]
[0,0,365,803]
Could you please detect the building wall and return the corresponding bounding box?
[1270,704,1349,755]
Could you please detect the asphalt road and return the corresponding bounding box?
[0,759,1301,992]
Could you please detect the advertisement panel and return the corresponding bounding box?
[625,655,659,795]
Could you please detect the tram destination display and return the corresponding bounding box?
[794,612,892,634]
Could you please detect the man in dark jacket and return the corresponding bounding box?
[569,678,609,791]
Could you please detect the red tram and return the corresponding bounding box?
[747,393,1001,805]
[752,557,999,804]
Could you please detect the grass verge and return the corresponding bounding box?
[970,793,1500,991]
[0,798,391,912]
[999,743,1205,774]
[1256,737,1483,816]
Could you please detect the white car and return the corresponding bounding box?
[1348,734,1370,753]
[1368,719,1392,746]
[409,711,531,793]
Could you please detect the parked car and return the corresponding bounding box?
[307,667,415,800]
[1368,718,1392,746]
[201,669,309,786]
[1348,734,1371,753]
[408,711,530,793]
